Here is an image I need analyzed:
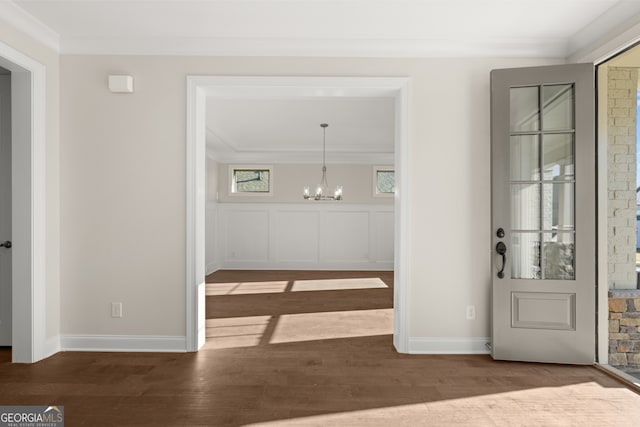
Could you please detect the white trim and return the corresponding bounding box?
[393,79,411,353]
[44,335,61,359]
[222,262,394,271]
[206,262,221,276]
[568,4,640,63]
[574,22,640,367]
[0,2,60,52]
[60,36,570,58]
[186,77,207,352]
[211,150,394,165]
[0,41,47,363]
[61,335,187,353]
[187,76,411,354]
[596,67,609,365]
[597,364,640,389]
[408,337,491,355]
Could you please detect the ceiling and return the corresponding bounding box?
[206,96,395,164]
[6,0,640,163]
[7,1,640,58]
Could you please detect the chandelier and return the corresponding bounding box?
[303,123,343,201]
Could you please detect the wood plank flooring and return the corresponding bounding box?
[0,270,639,426]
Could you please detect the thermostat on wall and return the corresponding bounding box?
[108,75,134,93]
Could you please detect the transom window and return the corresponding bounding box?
[374,166,394,197]
[230,165,273,195]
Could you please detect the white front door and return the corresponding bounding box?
[491,64,596,364]
[0,73,11,346]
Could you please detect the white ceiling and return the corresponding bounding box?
[7,0,640,58]
[207,96,395,164]
[6,0,640,163]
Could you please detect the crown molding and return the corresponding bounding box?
[207,149,394,165]
[60,35,568,58]
[568,2,640,63]
[0,1,60,52]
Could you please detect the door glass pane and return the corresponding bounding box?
[510,135,540,181]
[543,134,574,180]
[542,183,574,231]
[510,87,539,132]
[511,184,540,230]
[542,85,574,131]
[507,82,576,281]
[511,232,541,279]
[543,232,575,280]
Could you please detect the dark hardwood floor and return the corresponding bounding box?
[0,270,639,426]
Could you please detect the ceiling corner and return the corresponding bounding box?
[0,1,60,53]
[567,1,640,61]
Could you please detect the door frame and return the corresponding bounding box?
[0,41,47,363]
[185,76,412,352]
[572,29,640,365]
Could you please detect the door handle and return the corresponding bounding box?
[0,241,11,249]
[496,241,507,279]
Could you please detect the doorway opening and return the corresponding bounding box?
[0,66,11,349]
[202,93,397,350]
[0,41,48,363]
[597,45,640,385]
[186,76,411,353]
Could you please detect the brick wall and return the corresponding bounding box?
[607,67,638,290]
[609,290,640,367]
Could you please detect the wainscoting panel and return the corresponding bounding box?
[322,211,370,262]
[373,211,394,263]
[206,202,220,274]
[215,203,393,270]
[274,210,320,262]
[223,209,270,263]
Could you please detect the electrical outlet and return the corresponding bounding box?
[466,305,476,320]
[111,302,123,318]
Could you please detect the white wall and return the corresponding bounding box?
[215,203,393,271]
[59,55,562,346]
[208,160,394,273]
[0,19,60,348]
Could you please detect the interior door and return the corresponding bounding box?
[0,73,11,346]
[491,64,595,364]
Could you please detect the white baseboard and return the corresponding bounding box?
[61,334,187,353]
[206,262,221,275]
[409,337,491,354]
[221,261,394,271]
[43,335,61,359]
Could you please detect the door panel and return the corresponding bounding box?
[491,64,595,364]
[0,74,11,346]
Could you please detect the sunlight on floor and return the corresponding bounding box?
[206,277,388,296]
[205,308,393,349]
[244,382,640,426]
[269,309,393,344]
[206,281,289,296]
[205,316,271,348]
[291,278,388,292]
[205,276,393,349]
